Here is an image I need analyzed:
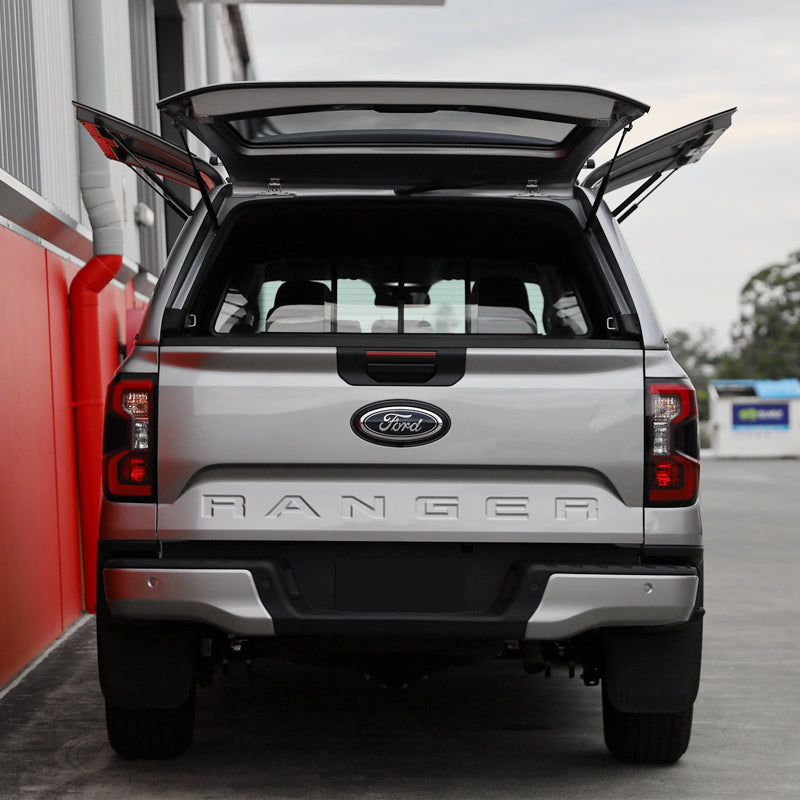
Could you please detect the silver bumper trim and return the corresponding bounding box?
[105,569,697,641]
[104,568,275,636]
[524,573,698,640]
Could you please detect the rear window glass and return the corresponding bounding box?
[228,109,575,147]
[212,257,587,337]
[183,199,613,341]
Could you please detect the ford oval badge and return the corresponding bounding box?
[352,401,450,447]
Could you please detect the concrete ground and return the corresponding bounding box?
[1,458,799,799]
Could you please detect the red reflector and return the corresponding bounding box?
[654,459,680,488]
[122,455,150,484]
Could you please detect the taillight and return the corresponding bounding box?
[103,375,156,501]
[646,380,699,506]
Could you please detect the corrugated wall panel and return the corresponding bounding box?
[183,4,207,91]
[44,251,83,626]
[99,0,141,265]
[101,0,135,121]
[0,0,41,192]
[0,226,135,688]
[0,228,68,687]
[30,0,83,223]
[129,0,167,274]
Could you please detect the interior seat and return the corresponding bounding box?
[469,276,538,334]
[264,280,332,332]
[266,280,332,318]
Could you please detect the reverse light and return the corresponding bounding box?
[646,381,699,506]
[103,376,156,501]
[123,391,151,450]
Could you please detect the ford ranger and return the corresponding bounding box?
[76,82,733,762]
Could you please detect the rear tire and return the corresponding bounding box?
[602,684,693,764]
[105,687,196,759]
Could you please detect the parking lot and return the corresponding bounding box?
[1,457,799,799]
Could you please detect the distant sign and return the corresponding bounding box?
[732,403,790,430]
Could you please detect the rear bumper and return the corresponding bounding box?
[523,573,697,638]
[103,561,698,640]
[105,568,275,636]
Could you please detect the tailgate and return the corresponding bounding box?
[156,346,644,544]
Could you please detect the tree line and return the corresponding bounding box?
[667,248,800,418]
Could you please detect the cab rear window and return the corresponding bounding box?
[182,198,621,341]
[213,258,588,337]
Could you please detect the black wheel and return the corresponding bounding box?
[105,686,196,759]
[602,683,693,764]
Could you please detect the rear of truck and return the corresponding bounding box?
[97,192,702,762]
[81,82,728,762]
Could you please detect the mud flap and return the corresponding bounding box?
[97,613,196,709]
[602,612,703,714]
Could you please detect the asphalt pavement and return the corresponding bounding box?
[1,457,799,799]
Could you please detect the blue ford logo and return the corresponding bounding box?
[352,402,450,447]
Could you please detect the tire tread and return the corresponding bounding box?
[105,689,195,759]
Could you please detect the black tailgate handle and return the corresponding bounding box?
[337,348,465,386]
[366,351,436,383]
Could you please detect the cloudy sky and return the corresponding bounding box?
[244,0,800,345]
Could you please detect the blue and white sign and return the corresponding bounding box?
[732,403,790,430]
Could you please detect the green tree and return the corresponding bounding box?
[667,327,722,377]
[718,249,800,379]
[667,326,721,420]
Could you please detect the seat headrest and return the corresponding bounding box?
[272,280,331,309]
[469,276,530,312]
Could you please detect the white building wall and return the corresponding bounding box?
[214,5,247,83]
[1,0,41,192]
[174,1,251,159]
[183,2,209,90]
[183,4,251,95]
[2,0,252,270]
[30,0,83,223]
[96,0,140,265]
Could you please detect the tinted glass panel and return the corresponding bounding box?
[186,199,617,342]
[229,109,575,146]
[212,256,588,337]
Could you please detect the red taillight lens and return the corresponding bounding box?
[646,381,699,506]
[103,376,156,501]
[120,455,151,484]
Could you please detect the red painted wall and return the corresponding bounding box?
[0,225,136,687]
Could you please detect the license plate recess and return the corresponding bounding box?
[335,558,466,612]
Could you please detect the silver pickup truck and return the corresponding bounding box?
[77,83,733,762]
